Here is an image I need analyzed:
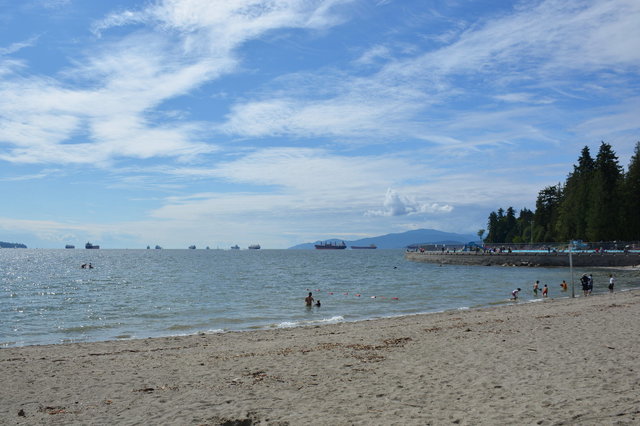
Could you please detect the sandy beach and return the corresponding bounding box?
[2,290,639,425]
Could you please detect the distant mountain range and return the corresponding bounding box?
[289,229,478,249]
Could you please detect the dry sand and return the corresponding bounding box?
[1,290,639,425]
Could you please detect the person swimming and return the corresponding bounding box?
[315,300,321,307]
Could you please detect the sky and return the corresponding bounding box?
[0,0,639,249]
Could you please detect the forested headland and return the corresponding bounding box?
[483,141,640,244]
[0,241,27,248]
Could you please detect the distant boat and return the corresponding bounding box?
[351,244,377,249]
[155,245,162,250]
[85,242,99,249]
[231,245,240,250]
[315,241,347,250]
[188,245,196,249]
[248,244,261,250]
[65,244,75,249]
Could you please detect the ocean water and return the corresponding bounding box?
[2,249,639,347]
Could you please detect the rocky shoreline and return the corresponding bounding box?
[405,250,640,267]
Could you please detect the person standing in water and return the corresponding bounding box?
[542,284,548,297]
[305,292,314,306]
[608,275,615,293]
[533,280,539,296]
[560,280,568,291]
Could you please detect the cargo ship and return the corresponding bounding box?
[314,241,347,250]
[85,242,99,249]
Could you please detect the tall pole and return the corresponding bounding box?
[530,220,534,245]
[569,242,575,298]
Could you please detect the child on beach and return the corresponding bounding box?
[542,284,548,297]
[511,288,521,300]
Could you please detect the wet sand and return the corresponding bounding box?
[1,290,639,425]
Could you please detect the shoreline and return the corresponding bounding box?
[2,289,639,425]
[5,285,633,350]
[405,250,640,267]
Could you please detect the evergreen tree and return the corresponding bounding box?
[486,211,499,243]
[557,146,594,240]
[586,142,623,241]
[623,141,640,239]
[504,207,517,242]
[515,208,534,243]
[533,185,562,242]
[484,142,637,244]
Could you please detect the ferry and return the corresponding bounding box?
[65,244,75,249]
[248,244,261,250]
[315,241,347,250]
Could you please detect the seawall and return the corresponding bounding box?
[404,251,640,267]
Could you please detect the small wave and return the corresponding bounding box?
[60,324,117,334]
[114,334,132,339]
[166,324,202,331]
[277,315,344,329]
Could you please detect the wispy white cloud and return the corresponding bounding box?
[1,0,355,165]
[221,0,640,146]
[0,36,39,55]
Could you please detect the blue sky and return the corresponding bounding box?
[1,0,639,249]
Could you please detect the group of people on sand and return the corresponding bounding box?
[305,292,321,307]
[512,274,615,300]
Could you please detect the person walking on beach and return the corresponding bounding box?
[608,275,615,293]
[533,280,539,296]
[305,292,314,306]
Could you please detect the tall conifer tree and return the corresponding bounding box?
[623,141,640,240]
[557,146,594,240]
[586,142,623,241]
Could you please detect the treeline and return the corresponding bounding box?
[485,141,640,243]
[0,241,27,248]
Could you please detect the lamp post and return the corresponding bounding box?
[569,242,575,298]
[530,220,534,245]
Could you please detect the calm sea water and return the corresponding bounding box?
[2,249,639,347]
